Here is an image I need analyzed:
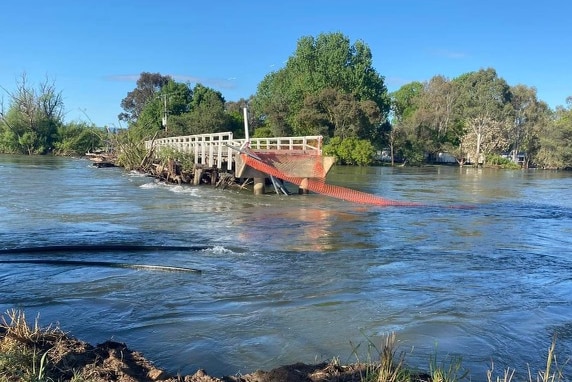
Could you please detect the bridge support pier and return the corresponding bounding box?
[298,178,309,194]
[253,177,265,195]
[193,167,203,186]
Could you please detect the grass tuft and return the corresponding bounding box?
[428,345,468,382]
[0,309,63,382]
[351,332,412,382]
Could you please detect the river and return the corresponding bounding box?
[0,154,571,379]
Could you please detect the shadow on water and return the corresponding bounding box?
[0,244,210,254]
[0,244,211,273]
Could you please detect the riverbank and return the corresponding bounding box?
[2,309,569,382]
[0,310,432,382]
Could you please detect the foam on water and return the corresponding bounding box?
[139,181,201,196]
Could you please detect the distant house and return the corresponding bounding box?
[501,151,526,165]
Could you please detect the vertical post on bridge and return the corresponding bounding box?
[298,178,309,194]
[243,107,250,147]
[243,107,265,194]
[253,178,265,195]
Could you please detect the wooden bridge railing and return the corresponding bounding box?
[235,136,322,152]
[145,132,235,170]
[145,132,323,171]
[145,132,322,170]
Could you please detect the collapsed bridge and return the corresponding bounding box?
[145,132,418,207]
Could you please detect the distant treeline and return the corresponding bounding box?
[2,33,571,169]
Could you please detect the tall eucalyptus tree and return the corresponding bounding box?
[119,72,172,124]
[453,68,512,165]
[508,84,550,167]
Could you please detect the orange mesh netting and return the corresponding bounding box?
[241,152,421,207]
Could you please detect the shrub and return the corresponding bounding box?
[323,137,375,166]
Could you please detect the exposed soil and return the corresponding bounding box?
[0,325,430,382]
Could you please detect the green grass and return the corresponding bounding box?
[0,309,54,381]
[349,331,569,382]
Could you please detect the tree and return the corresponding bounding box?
[462,115,509,164]
[391,81,423,123]
[251,70,294,137]
[418,76,459,147]
[251,32,389,139]
[183,84,230,134]
[131,80,193,139]
[0,73,64,154]
[295,88,381,139]
[536,97,572,169]
[119,72,172,123]
[225,98,253,138]
[508,85,550,168]
[389,82,423,165]
[453,68,512,165]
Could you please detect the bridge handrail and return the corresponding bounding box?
[144,132,322,170]
[237,136,322,152]
[145,132,234,151]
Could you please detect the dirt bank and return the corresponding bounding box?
[0,322,431,382]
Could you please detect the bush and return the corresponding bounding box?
[54,122,103,156]
[323,137,375,166]
[487,154,520,169]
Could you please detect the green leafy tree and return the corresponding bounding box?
[183,84,230,135]
[252,126,275,138]
[416,76,460,155]
[251,70,293,137]
[225,98,253,138]
[388,82,423,165]
[0,73,63,154]
[132,80,193,139]
[391,81,423,123]
[251,32,389,139]
[536,97,572,169]
[399,139,426,166]
[119,72,172,123]
[295,88,381,139]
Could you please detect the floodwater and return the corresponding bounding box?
[0,154,571,379]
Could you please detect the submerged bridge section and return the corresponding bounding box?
[145,132,336,193]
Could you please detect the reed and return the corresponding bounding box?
[0,309,57,382]
[350,332,413,382]
[428,349,468,382]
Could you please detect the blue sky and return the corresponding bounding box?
[1,1,570,127]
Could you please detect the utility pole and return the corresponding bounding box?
[161,94,168,132]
